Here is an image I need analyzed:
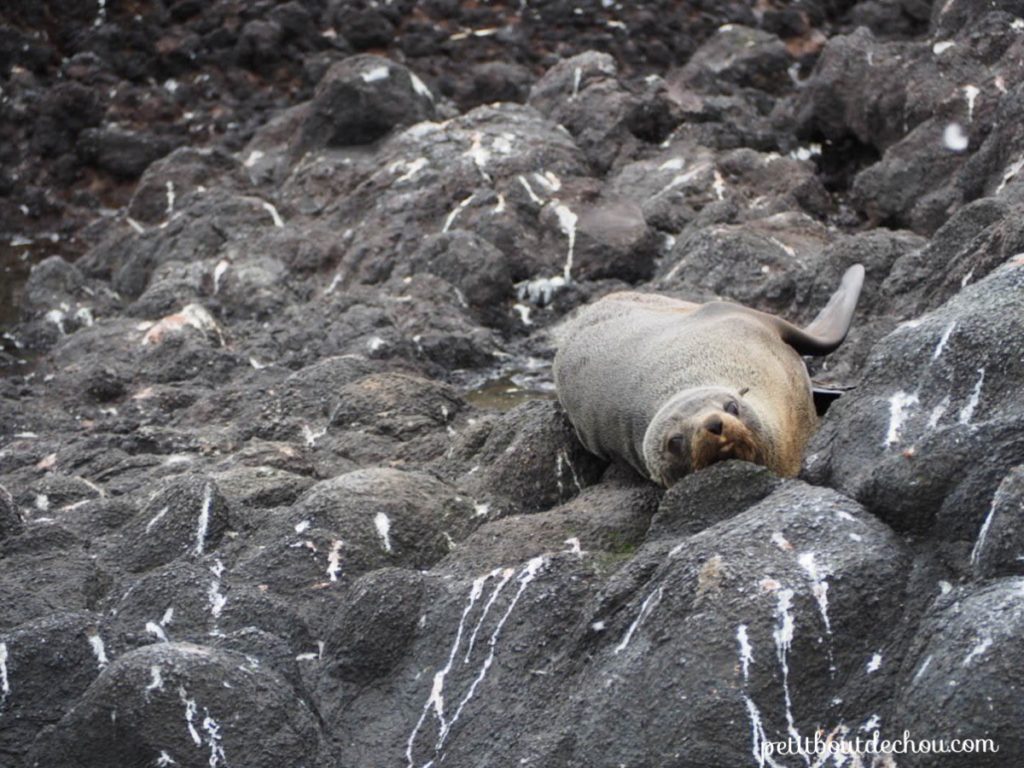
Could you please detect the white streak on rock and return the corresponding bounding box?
[294,520,310,534]
[202,711,227,766]
[911,654,932,684]
[958,367,985,424]
[884,391,919,448]
[156,750,176,765]
[35,493,50,511]
[773,588,802,747]
[88,632,109,669]
[713,169,727,200]
[127,217,146,233]
[564,537,583,557]
[146,622,169,642]
[552,202,578,283]
[464,568,514,662]
[473,502,490,517]
[395,157,428,183]
[405,573,488,767]
[180,688,202,746]
[517,175,544,205]
[244,149,264,168]
[75,307,95,327]
[442,194,475,232]
[194,482,214,556]
[0,643,10,705]
[492,193,506,214]
[798,552,832,635]
[516,275,566,306]
[512,302,532,325]
[146,665,164,694]
[327,540,343,581]
[932,321,956,360]
[534,171,561,192]
[571,67,582,97]
[970,494,999,567]
[996,156,1024,193]
[743,695,785,768]
[964,85,980,122]
[410,73,433,100]
[146,506,169,533]
[302,423,327,447]
[867,652,882,673]
[44,309,66,335]
[932,40,955,54]
[374,512,393,553]
[442,558,546,748]
[361,65,390,82]
[927,396,950,429]
[208,579,227,620]
[614,585,664,655]
[962,637,992,666]
[213,260,230,295]
[166,181,175,216]
[261,201,284,228]
[464,132,491,181]
[737,625,754,682]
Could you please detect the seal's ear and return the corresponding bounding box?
[772,264,865,356]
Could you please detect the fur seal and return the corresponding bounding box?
[553,265,865,486]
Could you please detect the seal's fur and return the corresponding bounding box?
[553,265,865,486]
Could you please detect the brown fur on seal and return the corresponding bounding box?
[552,265,865,486]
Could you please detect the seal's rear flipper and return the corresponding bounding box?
[775,264,865,356]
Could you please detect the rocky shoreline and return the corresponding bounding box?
[2,1,1024,766]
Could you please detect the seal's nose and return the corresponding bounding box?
[704,415,723,435]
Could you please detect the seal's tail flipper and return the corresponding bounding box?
[775,264,866,356]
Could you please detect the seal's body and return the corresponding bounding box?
[553,265,865,486]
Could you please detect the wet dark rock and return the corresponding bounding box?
[806,261,1024,545]
[450,400,607,516]
[321,567,426,685]
[112,474,230,573]
[0,524,107,630]
[968,466,1024,579]
[0,483,24,539]
[892,577,1024,767]
[127,147,242,225]
[441,477,660,574]
[528,51,682,173]
[395,230,514,327]
[103,560,312,654]
[648,460,784,540]
[25,642,326,768]
[452,61,535,109]
[658,211,833,314]
[0,612,107,766]
[672,24,793,96]
[77,128,182,180]
[882,197,1024,317]
[296,54,436,153]
[235,20,285,74]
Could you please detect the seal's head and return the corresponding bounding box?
[642,387,768,487]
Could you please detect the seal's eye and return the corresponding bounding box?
[724,400,740,416]
[667,435,687,455]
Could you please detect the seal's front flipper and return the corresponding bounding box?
[775,264,865,356]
